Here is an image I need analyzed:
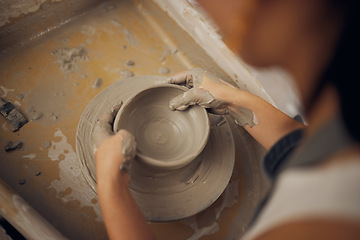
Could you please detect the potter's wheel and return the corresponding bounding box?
[76,76,235,221]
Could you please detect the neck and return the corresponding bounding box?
[305,84,360,163]
[284,7,344,109]
[283,8,344,136]
[305,84,339,137]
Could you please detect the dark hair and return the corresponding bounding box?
[316,0,360,141]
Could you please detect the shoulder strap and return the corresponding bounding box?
[280,114,355,171]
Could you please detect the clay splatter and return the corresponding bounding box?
[30,111,42,121]
[124,60,135,67]
[92,78,102,89]
[48,113,59,121]
[81,25,96,36]
[26,107,43,121]
[229,106,258,128]
[119,70,134,78]
[18,179,26,185]
[5,140,24,152]
[123,28,139,46]
[16,94,24,100]
[102,2,115,12]
[0,86,14,97]
[52,46,89,74]
[23,153,36,159]
[158,67,171,75]
[42,140,51,149]
[110,19,122,27]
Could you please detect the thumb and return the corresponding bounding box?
[117,130,136,173]
[93,103,122,149]
[118,130,136,161]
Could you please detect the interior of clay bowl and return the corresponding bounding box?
[114,84,210,169]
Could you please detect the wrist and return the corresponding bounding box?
[219,87,254,108]
[95,148,127,176]
[210,83,240,104]
[97,167,130,189]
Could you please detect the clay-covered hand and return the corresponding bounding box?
[93,104,137,174]
[167,68,229,115]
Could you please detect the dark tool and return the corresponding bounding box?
[0,98,28,131]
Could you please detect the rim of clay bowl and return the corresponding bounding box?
[113,84,210,170]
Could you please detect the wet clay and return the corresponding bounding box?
[113,85,210,169]
[229,106,258,128]
[118,130,137,173]
[76,76,235,221]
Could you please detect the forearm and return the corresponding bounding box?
[97,172,155,240]
[211,83,305,149]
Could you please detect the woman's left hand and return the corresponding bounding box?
[93,104,136,183]
[166,67,231,114]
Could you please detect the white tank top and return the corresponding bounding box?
[242,157,360,239]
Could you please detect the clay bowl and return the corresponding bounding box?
[113,84,210,170]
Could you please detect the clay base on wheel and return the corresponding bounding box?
[76,76,235,221]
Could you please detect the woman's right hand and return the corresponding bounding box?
[167,68,232,115]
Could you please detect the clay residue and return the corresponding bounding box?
[158,66,171,75]
[92,78,102,89]
[81,25,96,36]
[158,48,178,62]
[26,107,43,121]
[124,59,135,67]
[16,94,24,100]
[101,2,115,12]
[119,70,134,78]
[0,0,47,27]
[110,18,122,27]
[18,179,26,185]
[229,106,258,128]
[52,46,89,74]
[123,28,139,46]
[5,140,24,152]
[22,153,36,159]
[41,140,51,149]
[0,86,14,98]
[118,131,136,173]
